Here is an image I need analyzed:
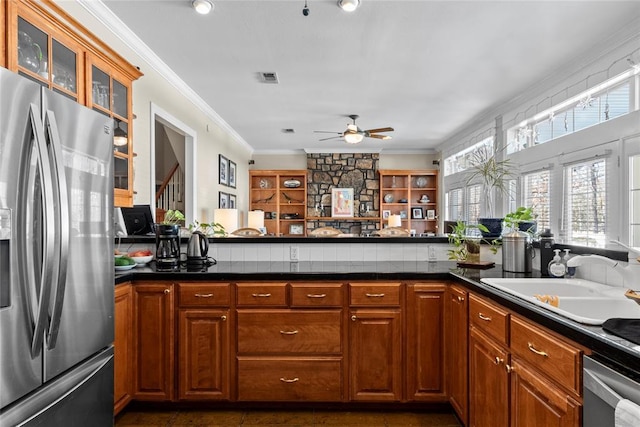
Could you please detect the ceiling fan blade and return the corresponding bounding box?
[364,127,394,134]
[313,130,342,134]
[318,136,342,141]
[367,134,392,140]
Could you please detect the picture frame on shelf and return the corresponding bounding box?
[228,160,237,188]
[219,191,229,208]
[412,207,423,219]
[382,210,391,220]
[289,223,304,235]
[427,209,436,220]
[219,154,229,186]
[331,188,354,218]
[229,194,236,209]
[400,210,408,219]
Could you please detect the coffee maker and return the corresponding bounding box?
[155,224,180,270]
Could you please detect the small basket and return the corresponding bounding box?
[624,289,640,305]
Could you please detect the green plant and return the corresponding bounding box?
[162,209,185,225]
[188,220,226,237]
[465,144,516,218]
[504,206,534,228]
[447,220,500,261]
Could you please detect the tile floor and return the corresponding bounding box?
[115,407,462,427]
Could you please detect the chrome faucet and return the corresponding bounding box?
[566,240,640,286]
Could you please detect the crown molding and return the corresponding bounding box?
[74,0,253,155]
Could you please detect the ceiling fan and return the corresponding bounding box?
[314,115,394,144]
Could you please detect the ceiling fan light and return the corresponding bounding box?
[192,0,213,15]
[344,132,364,144]
[338,0,360,12]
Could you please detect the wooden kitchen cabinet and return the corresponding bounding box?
[4,0,142,207]
[177,282,231,401]
[405,283,446,401]
[133,282,175,401]
[378,170,438,235]
[114,282,133,415]
[349,282,403,401]
[446,284,468,424]
[249,170,307,236]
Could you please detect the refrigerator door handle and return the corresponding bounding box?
[43,110,69,350]
[24,103,57,358]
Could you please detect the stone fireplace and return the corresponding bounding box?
[306,153,380,235]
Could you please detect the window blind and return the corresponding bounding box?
[524,170,551,232]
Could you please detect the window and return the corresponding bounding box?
[466,184,482,223]
[562,159,607,246]
[629,155,640,246]
[523,170,551,232]
[446,188,464,221]
[444,137,493,176]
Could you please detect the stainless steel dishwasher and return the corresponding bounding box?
[583,355,640,427]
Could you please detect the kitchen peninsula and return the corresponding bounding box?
[114,252,640,427]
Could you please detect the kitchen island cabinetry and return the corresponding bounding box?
[405,283,446,401]
[4,0,142,207]
[133,282,175,401]
[177,283,231,401]
[114,282,133,415]
[445,285,469,424]
[349,283,402,401]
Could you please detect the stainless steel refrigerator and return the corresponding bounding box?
[0,67,114,426]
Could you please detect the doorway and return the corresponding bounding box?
[150,103,197,226]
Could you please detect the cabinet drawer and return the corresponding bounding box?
[178,283,230,307]
[290,283,343,307]
[237,283,287,307]
[510,316,582,394]
[237,310,342,354]
[469,294,509,346]
[349,283,401,306]
[237,357,342,401]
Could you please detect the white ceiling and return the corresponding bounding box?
[100,0,640,154]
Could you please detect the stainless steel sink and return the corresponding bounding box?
[480,278,638,325]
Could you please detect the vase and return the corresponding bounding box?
[478,217,503,238]
[465,238,481,264]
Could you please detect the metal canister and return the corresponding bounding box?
[502,230,534,273]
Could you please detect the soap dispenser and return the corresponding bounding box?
[563,249,575,278]
[548,249,566,278]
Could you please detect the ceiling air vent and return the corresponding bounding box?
[260,72,279,84]
[282,128,295,134]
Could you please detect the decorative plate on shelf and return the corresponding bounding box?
[383,193,394,203]
[283,179,301,188]
[415,177,428,188]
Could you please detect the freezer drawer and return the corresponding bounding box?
[0,347,114,427]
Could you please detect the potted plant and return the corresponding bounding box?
[503,206,537,235]
[465,144,516,238]
[447,220,500,263]
[155,209,185,236]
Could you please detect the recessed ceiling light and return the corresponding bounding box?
[338,0,360,12]
[192,0,213,15]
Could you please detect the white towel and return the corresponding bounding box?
[615,398,640,427]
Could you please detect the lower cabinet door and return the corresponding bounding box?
[237,358,342,401]
[469,327,509,427]
[510,359,581,427]
[178,309,230,400]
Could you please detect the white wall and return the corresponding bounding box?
[251,152,439,171]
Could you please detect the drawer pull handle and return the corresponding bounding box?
[195,293,213,298]
[478,313,492,321]
[365,293,385,298]
[280,330,299,335]
[306,293,326,298]
[164,289,170,294]
[280,377,299,383]
[221,315,227,321]
[457,296,465,302]
[527,342,549,357]
[494,357,503,365]
[252,293,271,298]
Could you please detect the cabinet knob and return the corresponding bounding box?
[494,357,504,365]
[221,315,227,321]
[351,315,357,321]
[164,289,170,294]
[457,296,465,302]
[505,364,514,374]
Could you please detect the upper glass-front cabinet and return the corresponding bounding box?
[5,0,142,207]
[16,15,82,102]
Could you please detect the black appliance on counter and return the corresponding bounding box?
[155,224,181,270]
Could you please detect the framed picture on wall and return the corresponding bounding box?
[219,192,229,208]
[331,188,354,217]
[412,207,423,219]
[229,194,237,209]
[228,160,237,188]
[219,155,229,186]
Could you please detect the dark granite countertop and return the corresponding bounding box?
[115,260,640,375]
